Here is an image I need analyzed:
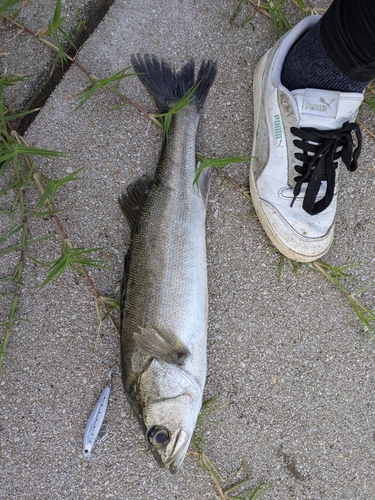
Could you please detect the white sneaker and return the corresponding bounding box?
[250,16,363,262]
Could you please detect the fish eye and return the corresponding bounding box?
[147,426,170,447]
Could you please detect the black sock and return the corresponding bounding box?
[281,19,370,93]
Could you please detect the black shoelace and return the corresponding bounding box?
[290,121,362,215]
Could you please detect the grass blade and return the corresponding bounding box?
[0,180,18,196]
[0,223,23,243]
[4,108,40,121]
[35,168,82,210]
[0,142,66,162]
[28,233,59,244]
[194,154,252,187]
[26,210,59,218]
[74,67,136,110]
[0,243,23,255]
[153,82,199,142]
[277,254,286,283]
[41,245,104,287]
[230,0,243,24]
[248,481,275,499]
[0,0,21,14]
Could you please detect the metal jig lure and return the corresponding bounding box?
[83,367,117,463]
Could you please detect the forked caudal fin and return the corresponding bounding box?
[130,54,217,113]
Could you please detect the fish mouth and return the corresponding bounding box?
[164,429,190,474]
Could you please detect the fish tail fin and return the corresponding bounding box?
[194,59,218,111]
[130,54,217,113]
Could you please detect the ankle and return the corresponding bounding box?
[281,20,370,94]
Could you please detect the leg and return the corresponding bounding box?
[282,0,375,92]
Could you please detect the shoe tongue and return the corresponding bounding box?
[291,88,363,129]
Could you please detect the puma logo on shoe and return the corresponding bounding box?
[319,97,334,109]
[300,90,339,119]
[304,99,335,112]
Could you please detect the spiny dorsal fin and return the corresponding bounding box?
[134,326,190,365]
[118,173,153,230]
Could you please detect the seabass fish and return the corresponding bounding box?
[119,54,216,473]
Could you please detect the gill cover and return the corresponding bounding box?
[139,358,202,472]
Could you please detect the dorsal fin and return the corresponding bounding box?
[118,173,154,230]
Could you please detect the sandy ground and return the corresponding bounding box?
[2,1,375,499]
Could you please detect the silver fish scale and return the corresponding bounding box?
[122,106,207,394]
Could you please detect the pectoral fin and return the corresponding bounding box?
[134,326,190,365]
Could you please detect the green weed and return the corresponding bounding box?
[41,243,104,288]
[74,67,137,111]
[231,1,326,35]
[276,253,303,282]
[34,168,81,209]
[0,72,118,372]
[0,95,63,372]
[256,0,291,37]
[363,83,375,117]
[95,296,120,325]
[151,82,200,142]
[290,0,308,14]
[0,0,22,16]
[40,0,72,67]
[276,254,375,339]
[194,152,252,202]
[230,0,245,25]
[192,398,274,499]
[230,0,257,29]
[231,0,290,35]
[207,155,375,341]
[309,261,375,339]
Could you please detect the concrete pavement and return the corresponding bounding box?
[1,1,375,499]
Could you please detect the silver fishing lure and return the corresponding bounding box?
[83,368,116,463]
